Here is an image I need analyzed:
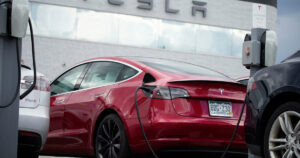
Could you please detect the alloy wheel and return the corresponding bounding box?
[96,118,121,158]
[268,111,300,158]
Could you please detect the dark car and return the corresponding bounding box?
[245,50,300,158]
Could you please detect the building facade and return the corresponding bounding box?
[22,0,277,80]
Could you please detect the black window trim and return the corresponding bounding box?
[74,63,92,90]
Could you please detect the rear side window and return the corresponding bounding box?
[51,64,87,96]
[238,79,249,86]
[117,66,138,82]
[79,62,124,89]
[139,59,227,78]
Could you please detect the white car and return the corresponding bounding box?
[18,65,50,158]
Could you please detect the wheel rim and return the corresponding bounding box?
[269,111,300,158]
[97,118,121,158]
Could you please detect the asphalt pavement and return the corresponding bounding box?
[39,152,248,158]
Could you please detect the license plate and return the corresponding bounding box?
[208,100,233,117]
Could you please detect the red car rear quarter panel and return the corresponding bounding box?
[102,73,154,151]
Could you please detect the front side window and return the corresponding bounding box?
[51,64,87,96]
[79,62,124,89]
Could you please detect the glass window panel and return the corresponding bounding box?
[76,10,118,43]
[118,15,159,48]
[134,57,228,78]
[117,66,138,82]
[29,2,249,58]
[80,62,124,89]
[196,26,232,56]
[51,64,87,96]
[158,20,196,52]
[31,3,77,39]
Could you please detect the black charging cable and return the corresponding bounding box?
[135,86,160,158]
[220,97,247,158]
[20,18,37,99]
[0,1,11,5]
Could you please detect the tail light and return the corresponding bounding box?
[142,86,190,100]
[21,76,50,92]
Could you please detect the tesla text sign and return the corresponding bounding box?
[85,0,207,17]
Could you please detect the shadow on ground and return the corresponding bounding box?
[40,152,248,158]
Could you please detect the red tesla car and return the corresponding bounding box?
[42,57,247,158]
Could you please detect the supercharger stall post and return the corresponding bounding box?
[0,0,29,157]
[242,28,278,158]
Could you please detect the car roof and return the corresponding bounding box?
[281,50,300,63]
[76,56,237,84]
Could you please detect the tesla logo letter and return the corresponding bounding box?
[258,5,262,10]
[192,0,207,17]
[219,88,224,95]
[165,0,179,14]
[137,0,153,10]
[108,0,124,6]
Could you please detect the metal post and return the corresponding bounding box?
[249,28,267,77]
[0,36,21,158]
[247,28,267,158]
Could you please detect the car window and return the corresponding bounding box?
[51,64,87,96]
[79,62,124,89]
[117,66,138,82]
[238,79,249,86]
[127,57,228,78]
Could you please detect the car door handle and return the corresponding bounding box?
[95,93,105,98]
[55,99,65,104]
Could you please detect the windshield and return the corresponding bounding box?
[127,57,228,78]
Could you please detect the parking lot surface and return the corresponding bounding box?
[39,152,248,158]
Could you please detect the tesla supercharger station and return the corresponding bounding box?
[0,0,29,157]
[242,28,278,158]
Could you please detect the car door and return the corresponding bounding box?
[43,63,89,153]
[62,61,125,153]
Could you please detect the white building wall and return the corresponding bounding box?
[22,0,277,80]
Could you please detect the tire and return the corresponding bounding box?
[95,114,131,158]
[263,102,300,158]
[18,152,39,158]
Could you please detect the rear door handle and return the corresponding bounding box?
[55,99,65,104]
[95,93,105,98]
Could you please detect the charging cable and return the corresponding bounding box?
[135,86,159,158]
[20,18,36,99]
[220,98,247,158]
